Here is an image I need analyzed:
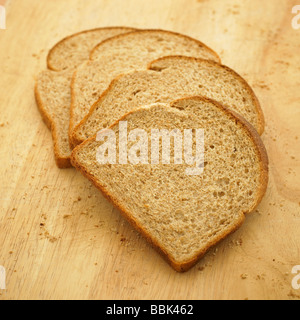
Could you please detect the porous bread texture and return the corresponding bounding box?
[47,27,137,71]
[70,30,220,139]
[35,70,73,168]
[71,56,264,147]
[71,96,269,272]
[36,27,136,167]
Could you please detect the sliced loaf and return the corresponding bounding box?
[70,30,220,140]
[36,27,136,167]
[71,96,269,272]
[71,56,264,147]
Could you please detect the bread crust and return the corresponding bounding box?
[39,27,137,167]
[47,27,137,71]
[34,80,72,168]
[71,56,265,147]
[89,29,221,62]
[71,96,269,272]
[149,56,265,135]
[69,30,221,146]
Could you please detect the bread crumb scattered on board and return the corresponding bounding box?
[287,290,300,300]
[39,221,59,243]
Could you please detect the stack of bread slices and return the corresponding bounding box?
[35,27,269,272]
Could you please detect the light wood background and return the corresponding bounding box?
[0,0,300,300]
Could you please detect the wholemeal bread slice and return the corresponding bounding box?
[71,96,269,272]
[35,70,73,168]
[71,56,264,147]
[47,27,137,71]
[70,30,220,142]
[36,27,136,168]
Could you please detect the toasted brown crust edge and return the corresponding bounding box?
[34,79,72,169]
[43,27,138,165]
[89,29,221,63]
[71,55,265,147]
[70,96,269,272]
[69,68,80,149]
[149,55,265,135]
[47,27,137,71]
[70,70,129,147]
[171,96,269,211]
[69,30,221,146]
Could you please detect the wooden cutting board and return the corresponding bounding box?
[0,0,299,300]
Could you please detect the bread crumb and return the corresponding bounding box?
[39,223,59,243]
[241,274,248,280]
[275,60,290,66]
[212,248,219,256]
[63,215,72,219]
[287,290,300,299]
[228,238,243,248]
[253,81,270,91]
[49,237,58,243]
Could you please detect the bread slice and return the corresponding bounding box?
[35,70,73,168]
[47,27,136,71]
[36,27,136,168]
[71,96,269,272]
[70,30,220,142]
[71,56,264,147]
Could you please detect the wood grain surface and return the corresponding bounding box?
[0,0,300,300]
